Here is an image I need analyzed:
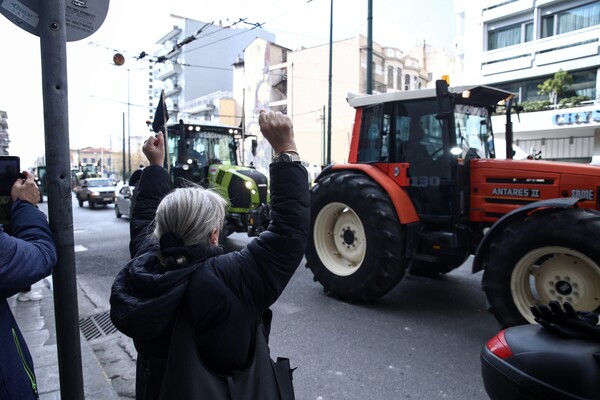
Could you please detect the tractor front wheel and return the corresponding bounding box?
[482,208,600,327]
[306,172,406,302]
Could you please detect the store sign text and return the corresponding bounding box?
[552,110,600,126]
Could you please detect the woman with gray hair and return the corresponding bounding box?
[110,110,309,399]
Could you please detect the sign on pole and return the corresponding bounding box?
[0,0,109,41]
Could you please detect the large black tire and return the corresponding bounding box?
[482,208,600,327]
[306,172,406,302]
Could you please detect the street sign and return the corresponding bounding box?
[0,0,109,41]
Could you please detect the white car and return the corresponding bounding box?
[114,185,134,218]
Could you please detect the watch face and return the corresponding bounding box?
[273,152,299,162]
[277,153,293,162]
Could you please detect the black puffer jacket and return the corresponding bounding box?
[110,162,309,399]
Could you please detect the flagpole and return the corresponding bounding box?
[162,91,170,172]
[153,90,170,171]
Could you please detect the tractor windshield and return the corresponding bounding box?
[453,104,493,159]
[186,132,235,166]
[167,130,237,168]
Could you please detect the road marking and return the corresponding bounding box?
[74,245,88,252]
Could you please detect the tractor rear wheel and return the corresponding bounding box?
[482,208,600,327]
[306,172,406,302]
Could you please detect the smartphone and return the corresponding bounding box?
[0,156,20,229]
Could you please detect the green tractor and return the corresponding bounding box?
[164,120,270,238]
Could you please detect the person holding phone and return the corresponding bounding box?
[0,171,57,399]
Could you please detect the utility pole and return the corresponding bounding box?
[326,0,333,165]
[127,68,132,179]
[122,112,126,181]
[39,1,84,398]
[366,0,373,94]
[322,105,326,165]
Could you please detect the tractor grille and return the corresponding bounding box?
[238,169,268,204]
[228,175,252,208]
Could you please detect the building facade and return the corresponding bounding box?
[151,16,434,168]
[454,0,600,162]
[232,35,431,168]
[152,16,275,125]
[0,110,8,155]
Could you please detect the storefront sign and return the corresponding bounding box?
[0,0,109,41]
[552,110,600,126]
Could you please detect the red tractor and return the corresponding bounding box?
[306,80,600,327]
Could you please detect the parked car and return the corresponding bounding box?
[75,178,116,209]
[114,185,134,218]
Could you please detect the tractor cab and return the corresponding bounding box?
[164,120,269,237]
[166,121,241,186]
[347,83,514,222]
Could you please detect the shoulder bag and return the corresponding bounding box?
[158,306,295,400]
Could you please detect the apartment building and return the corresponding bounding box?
[151,15,434,168]
[455,0,600,162]
[152,16,275,124]
[233,35,431,168]
[0,110,8,155]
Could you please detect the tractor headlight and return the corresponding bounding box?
[245,181,254,190]
[251,189,257,195]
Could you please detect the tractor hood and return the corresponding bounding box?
[472,158,600,177]
[469,159,600,223]
[207,164,269,212]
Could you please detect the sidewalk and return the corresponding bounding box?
[9,278,120,400]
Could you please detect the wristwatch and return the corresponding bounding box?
[272,152,301,163]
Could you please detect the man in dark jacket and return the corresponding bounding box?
[0,171,57,399]
[110,110,309,399]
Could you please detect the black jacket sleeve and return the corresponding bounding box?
[129,166,170,258]
[214,161,309,311]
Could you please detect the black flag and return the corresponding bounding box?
[152,90,169,133]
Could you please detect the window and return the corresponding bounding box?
[396,68,402,90]
[542,2,600,38]
[525,22,534,42]
[357,105,385,162]
[487,18,533,50]
[387,66,394,88]
[493,67,597,103]
[404,74,410,91]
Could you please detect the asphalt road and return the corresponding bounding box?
[68,194,500,400]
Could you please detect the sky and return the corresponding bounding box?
[0,0,455,169]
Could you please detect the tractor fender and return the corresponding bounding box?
[314,164,419,224]
[472,197,583,273]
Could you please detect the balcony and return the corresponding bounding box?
[155,63,182,81]
[482,0,533,22]
[481,26,600,77]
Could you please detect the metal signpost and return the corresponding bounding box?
[0,0,109,398]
